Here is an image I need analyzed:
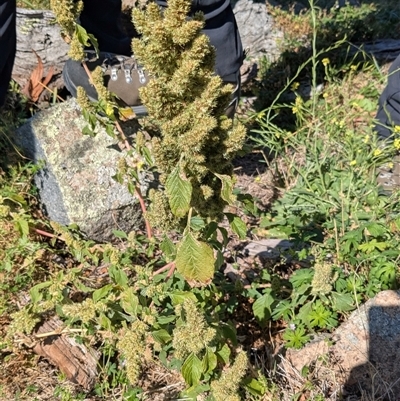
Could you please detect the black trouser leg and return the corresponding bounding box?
[0,0,16,107]
[80,0,132,55]
[223,70,241,119]
[375,54,400,140]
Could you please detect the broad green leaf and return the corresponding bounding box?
[169,291,197,305]
[109,265,128,287]
[260,215,287,228]
[352,97,376,112]
[98,313,112,330]
[93,284,114,303]
[358,239,388,254]
[7,193,26,206]
[252,290,274,323]
[157,315,176,325]
[75,24,99,54]
[290,269,313,287]
[330,292,355,312]
[244,378,266,396]
[75,24,91,46]
[215,250,224,270]
[112,230,128,239]
[120,287,139,316]
[215,173,236,205]
[175,231,215,282]
[220,323,237,345]
[182,384,210,399]
[297,302,313,327]
[160,236,176,261]
[204,221,218,239]
[217,226,229,247]
[15,218,29,238]
[216,344,231,364]
[190,216,206,231]
[181,353,202,387]
[271,299,292,321]
[364,222,386,237]
[225,213,247,239]
[165,166,192,218]
[202,347,217,375]
[74,280,95,293]
[152,329,172,344]
[82,125,96,137]
[30,281,52,304]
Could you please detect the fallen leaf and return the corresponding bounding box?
[22,50,54,102]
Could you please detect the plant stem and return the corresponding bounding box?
[114,120,153,240]
[153,261,176,277]
[34,228,56,238]
[82,61,153,240]
[310,0,318,118]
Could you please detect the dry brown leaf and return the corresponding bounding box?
[23,50,54,102]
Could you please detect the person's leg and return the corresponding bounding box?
[153,0,244,118]
[79,0,133,56]
[0,0,16,107]
[64,0,243,119]
[223,70,241,119]
[375,54,400,191]
[375,54,400,140]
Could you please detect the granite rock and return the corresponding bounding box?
[233,0,283,61]
[283,290,400,399]
[14,100,144,242]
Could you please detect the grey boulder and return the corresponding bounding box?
[14,100,143,242]
[233,0,283,61]
[283,290,400,399]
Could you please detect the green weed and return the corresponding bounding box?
[250,22,400,347]
[2,0,400,399]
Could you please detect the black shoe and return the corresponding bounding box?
[63,51,149,117]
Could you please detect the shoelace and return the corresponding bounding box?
[101,54,148,85]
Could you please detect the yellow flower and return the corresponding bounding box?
[373,149,382,157]
[322,58,330,66]
[350,160,357,166]
[394,126,400,133]
[388,162,394,169]
[292,106,299,114]
[291,82,300,91]
[323,92,328,98]
[394,138,400,150]
[363,134,370,144]
[350,65,357,71]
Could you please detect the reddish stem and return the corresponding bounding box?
[81,60,153,240]
[134,185,153,240]
[34,228,56,239]
[153,261,175,277]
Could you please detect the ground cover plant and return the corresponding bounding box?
[1,0,400,400]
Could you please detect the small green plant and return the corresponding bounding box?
[250,29,400,346]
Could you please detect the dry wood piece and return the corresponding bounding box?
[13,8,69,90]
[32,316,100,390]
